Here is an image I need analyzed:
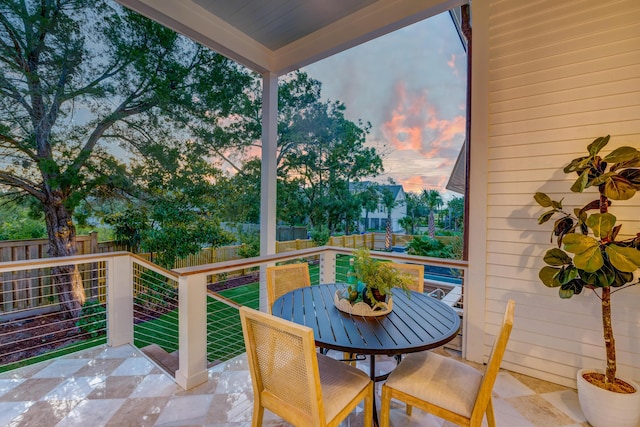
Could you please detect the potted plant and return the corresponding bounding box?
[533,135,640,427]
[352,247,413,307]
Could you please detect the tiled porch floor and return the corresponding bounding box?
[0,344,589,426]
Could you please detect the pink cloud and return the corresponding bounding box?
[381,81,465,160]
[447,53,456,69]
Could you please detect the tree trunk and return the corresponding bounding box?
[385,215,392,250]
[599,193,616,386]
[44,192,83,319]
[602,286,616,387]
[428,211,435,238]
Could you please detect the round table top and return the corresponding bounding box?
[272,283,461,355]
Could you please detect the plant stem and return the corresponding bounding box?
[599,193,616,387]
[602,286,616,387]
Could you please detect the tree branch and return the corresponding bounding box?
[0,171,43,201]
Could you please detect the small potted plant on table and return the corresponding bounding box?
[352,247,413,306]
[533,135,640,427]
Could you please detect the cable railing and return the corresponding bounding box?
[0,247,467,387]
[0,256,108,371]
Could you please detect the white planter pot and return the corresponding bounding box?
[577,369,640,427]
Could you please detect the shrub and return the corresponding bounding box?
[76,300,106,338]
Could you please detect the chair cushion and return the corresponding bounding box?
[317,353,371,421]
[384,351,482,418]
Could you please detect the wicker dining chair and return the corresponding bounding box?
[239,306,374,427]
[388,262,424,293]
[380,299,515,427]
[265,262,311,314]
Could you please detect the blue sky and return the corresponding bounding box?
[302,12,467,198]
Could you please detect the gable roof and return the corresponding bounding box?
[350,182,405,199]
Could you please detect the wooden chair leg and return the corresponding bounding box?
[343,351,356,366]
[405,404,412,416]
[380,385,391,427]
[363,383,374,427]
[252,401,264,427]
[486,397,496,427]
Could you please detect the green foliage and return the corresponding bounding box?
[0,198,46,240]
[104,208,150,252]
[135,270,177,309]
[352,248,413,303]
[75,300,107,338]
[407,236,455,259]
[236,228,260,258]
[446,196,465,231]
[274,72,384,231]
[534,136,640,298]
[309,226,330,246]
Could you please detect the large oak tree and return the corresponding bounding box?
[0,0,251,317]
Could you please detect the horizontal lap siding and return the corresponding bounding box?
[486,0,640,386]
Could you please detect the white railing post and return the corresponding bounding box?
[107,254,133,346]
[259,264,268,312]
[175,273,209,390]
[320,250,336,284]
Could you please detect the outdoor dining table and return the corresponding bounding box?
[272,282,461,424]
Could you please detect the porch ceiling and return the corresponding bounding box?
[116,0,464,75]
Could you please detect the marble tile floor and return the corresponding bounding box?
[0,344,589,427]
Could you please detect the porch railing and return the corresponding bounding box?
[0,247,466,389]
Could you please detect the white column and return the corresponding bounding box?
[107,254,133,347]
[320,251,336,284]
[465,0,490,363]
[259,72,278,312]
[175,273,209,389]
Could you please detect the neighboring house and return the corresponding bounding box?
[350,182,407,233]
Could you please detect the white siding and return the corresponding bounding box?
[470,0,640,387]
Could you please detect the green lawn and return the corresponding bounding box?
[133,281,261,362]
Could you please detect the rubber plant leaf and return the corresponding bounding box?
[562,233,603,272]
[587,135,609,156]
[611,267,634,287]
[588,171,616,187]
[554,217,574,247]
[563,156,590,174]
[559,279,584,298]
[543,248,572,266]
[603,174,636,200]
[537,210,555,225]
[604,244,640,272]
[556,265,579,284]
[539,266,561,287]
[570,169,589,193]
[581,267,614,288]
[619,168,640,186]
[603,146,639,164]
[534,192,553,207]
[586,213,616,239]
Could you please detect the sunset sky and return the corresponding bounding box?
[302,11,467,198]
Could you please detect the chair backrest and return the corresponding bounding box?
[471,299,515,421]
[266,263,311,314]
[388,262,424,293]
[239,306,325,426]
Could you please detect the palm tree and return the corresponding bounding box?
[381,188,398,250]
[401,192,421,235]
[421,189,443,238]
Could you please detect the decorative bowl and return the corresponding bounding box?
[333,290,392,316]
